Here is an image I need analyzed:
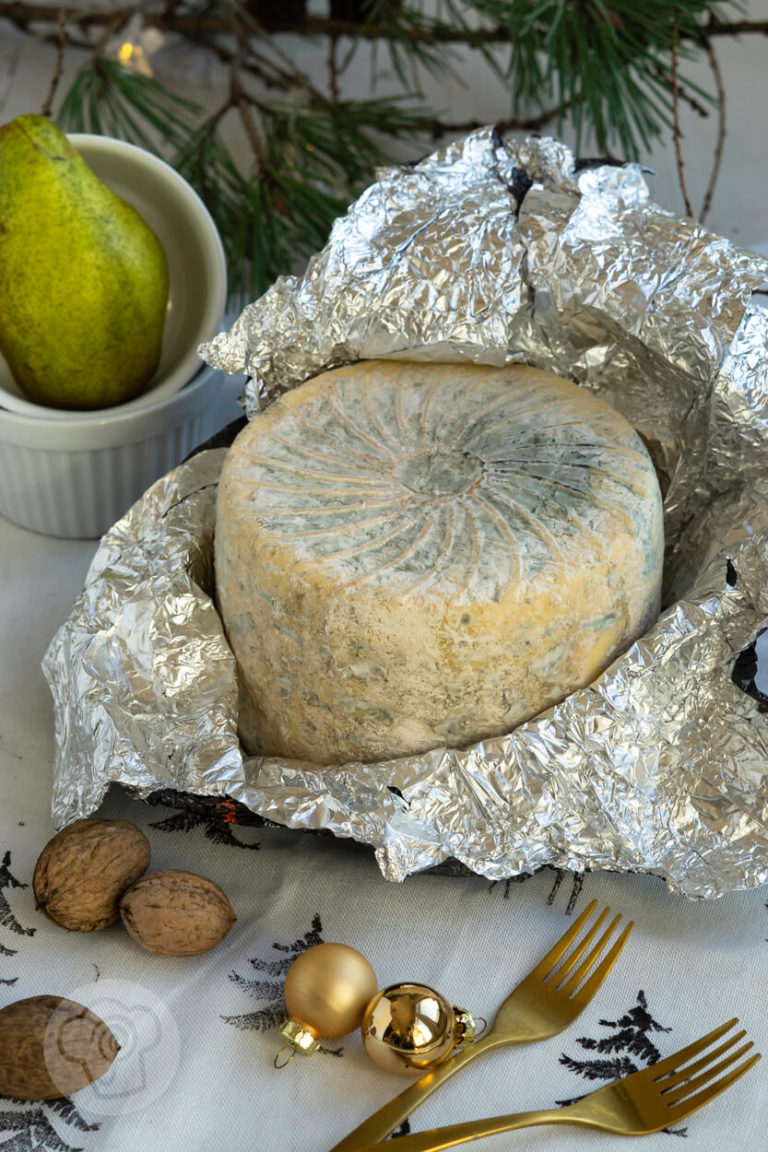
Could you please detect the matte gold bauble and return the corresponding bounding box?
[361,983,479,1075]
[275,942,377,1067]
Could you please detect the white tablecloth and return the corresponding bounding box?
[1,509,766,1152]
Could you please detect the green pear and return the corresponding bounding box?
[0,114,169,410]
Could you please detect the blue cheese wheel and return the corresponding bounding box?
[215,361,663,764]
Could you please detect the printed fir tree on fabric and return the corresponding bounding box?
[489,867,586,913]
[0,849,35,986]
[0,850,101,1151]
[0,1098,101,1152]
[145,789,269,850]
[558,990,687,1137]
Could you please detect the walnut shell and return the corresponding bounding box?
[33,818,151,932]
[0,995,119,1100]
[119,869,237,956]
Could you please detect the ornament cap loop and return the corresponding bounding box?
[273,1044,296,1069]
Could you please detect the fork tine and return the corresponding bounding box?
[558,912,621,994]
[663,1042,755,1105]
[667,1053,761,1119]
[530,899,598,979]
[659,1030,747,1090]
[549,907,611,983]
[650,1019,740,1079]
[565,919,634,1001]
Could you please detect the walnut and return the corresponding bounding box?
[33,818,151,932]
[0,995,119,1100]
[119,869,236,956]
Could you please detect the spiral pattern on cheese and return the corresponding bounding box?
[216,361,664,765]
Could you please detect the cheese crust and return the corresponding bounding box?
[215,361,664,764]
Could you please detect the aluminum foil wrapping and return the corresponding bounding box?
[44,130,768,899]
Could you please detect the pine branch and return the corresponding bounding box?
[1,0,755,298]
[58,58,200,147]
[700,38,726,222]
[708,16,768,36]
[40,8,67,117]
[4,4,765,44]
[672,17,695,219]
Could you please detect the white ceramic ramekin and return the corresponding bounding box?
[0,365,244,538]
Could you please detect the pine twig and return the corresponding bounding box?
[223,10,270,176]
[328,33,340,104]
[699,38,725,223]
[2,3,768,46]
[40,6,67,117]
[671,16,695,219]
[427,101,578,140]
[707,16,768,38]
[233,3,317,99]
[650,62,710,119]
[233,76,266,173]
[92,7,129,54]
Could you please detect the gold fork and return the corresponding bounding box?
[353,1018,760,1151]
[330,899,633,1151]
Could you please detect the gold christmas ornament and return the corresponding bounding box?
[274,942,377,1068]
[361,983,482,1075]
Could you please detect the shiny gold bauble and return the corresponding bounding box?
[361,983,477,1075]
[276,942,378,1066]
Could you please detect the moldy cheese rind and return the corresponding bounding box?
[215,361,664,765]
